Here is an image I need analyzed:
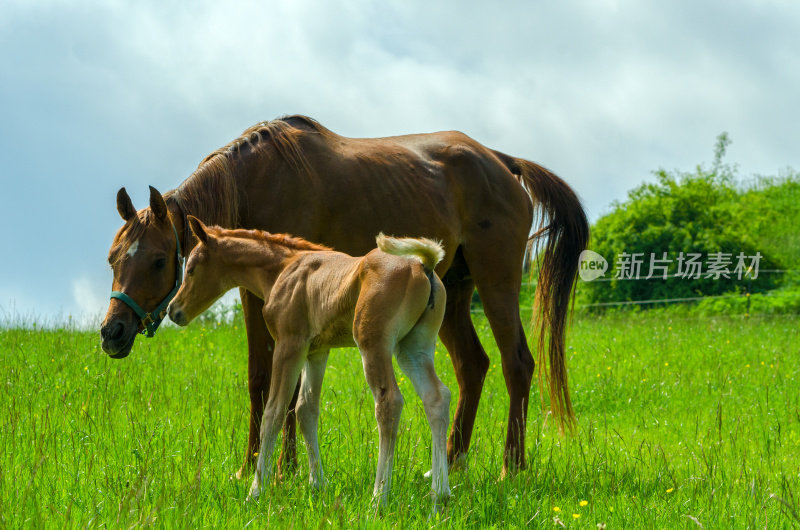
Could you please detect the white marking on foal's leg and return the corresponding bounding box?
[396,343,452,510]
[126,239,140,257]
[247,410,282,501]
[296,352,329,490]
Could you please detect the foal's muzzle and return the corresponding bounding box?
[167,305,189,327]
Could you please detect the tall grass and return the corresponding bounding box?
[1,313,798,527]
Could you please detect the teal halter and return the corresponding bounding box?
[110,223,184,338]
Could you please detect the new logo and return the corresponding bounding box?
[579,250,608,281]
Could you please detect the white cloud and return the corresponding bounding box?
[71,275,107,328]
[2,1,800,322]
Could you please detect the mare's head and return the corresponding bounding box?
[100,186,183,358]
[168,217,228,327]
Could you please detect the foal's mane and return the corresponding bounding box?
[210,226,332,253]
[111,115,332,263]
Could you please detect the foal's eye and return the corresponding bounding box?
[153,258,167,271]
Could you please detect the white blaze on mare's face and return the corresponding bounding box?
[126,239,140,257]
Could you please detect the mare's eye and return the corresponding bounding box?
[186,266,194,276]
[154,258,167,271]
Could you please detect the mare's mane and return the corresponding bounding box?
[110,115,330,263]
[197,114,333,178]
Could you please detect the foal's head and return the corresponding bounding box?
[101,187,183,358]
[168,217,229,326]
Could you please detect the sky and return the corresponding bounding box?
[1,0,799,326]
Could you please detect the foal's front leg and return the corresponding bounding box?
[248,338,308,501]
[296,350,330,489]
[239,289,300,480]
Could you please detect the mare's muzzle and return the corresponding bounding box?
[108,223,184,341]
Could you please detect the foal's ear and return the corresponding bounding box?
[149,186,169,223]
[116,187,136,221]
[188,215,210,244]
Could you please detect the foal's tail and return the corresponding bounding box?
[376,233,445,271]
[492,150,590,433]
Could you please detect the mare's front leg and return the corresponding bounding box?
[238,289,299,480]
[248,337,308,501]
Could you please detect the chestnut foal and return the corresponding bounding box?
[168,217,451,509]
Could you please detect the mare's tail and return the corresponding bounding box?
[492,150,590,433]
[376,233,445,271]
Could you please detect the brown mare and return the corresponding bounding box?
[100,115,589,477]
[168,217,451,508]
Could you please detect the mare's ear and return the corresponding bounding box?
[149,186,169,223]
[188,215,210,244]
[116,187,136,221]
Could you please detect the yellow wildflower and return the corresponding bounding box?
[579,500,588,507]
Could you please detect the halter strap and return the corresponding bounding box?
[110,223,184,338]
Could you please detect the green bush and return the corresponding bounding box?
[579,134,796,308]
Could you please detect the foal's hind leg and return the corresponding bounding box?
[239,289,299,480]
[438,275,490,469]
[397,323,451,509]
[295,350,329,490]
[356,336,404,509]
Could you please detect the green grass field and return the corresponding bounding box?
[2,311,799,528]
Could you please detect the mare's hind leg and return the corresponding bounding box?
[295,350,329,489]
[462,241,533,475]
[238,289,299,480]
[438,272,490,469]
[249,337,308,500]
[397,317,451,509]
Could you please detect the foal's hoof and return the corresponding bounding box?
[430,491,451,518]
[246,478,261,502]
[310,476,328,491]
[370,494,389,517]
[246,488,260,502]
[424,453,468,479]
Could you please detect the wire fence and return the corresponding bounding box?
[473,269,800,313]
